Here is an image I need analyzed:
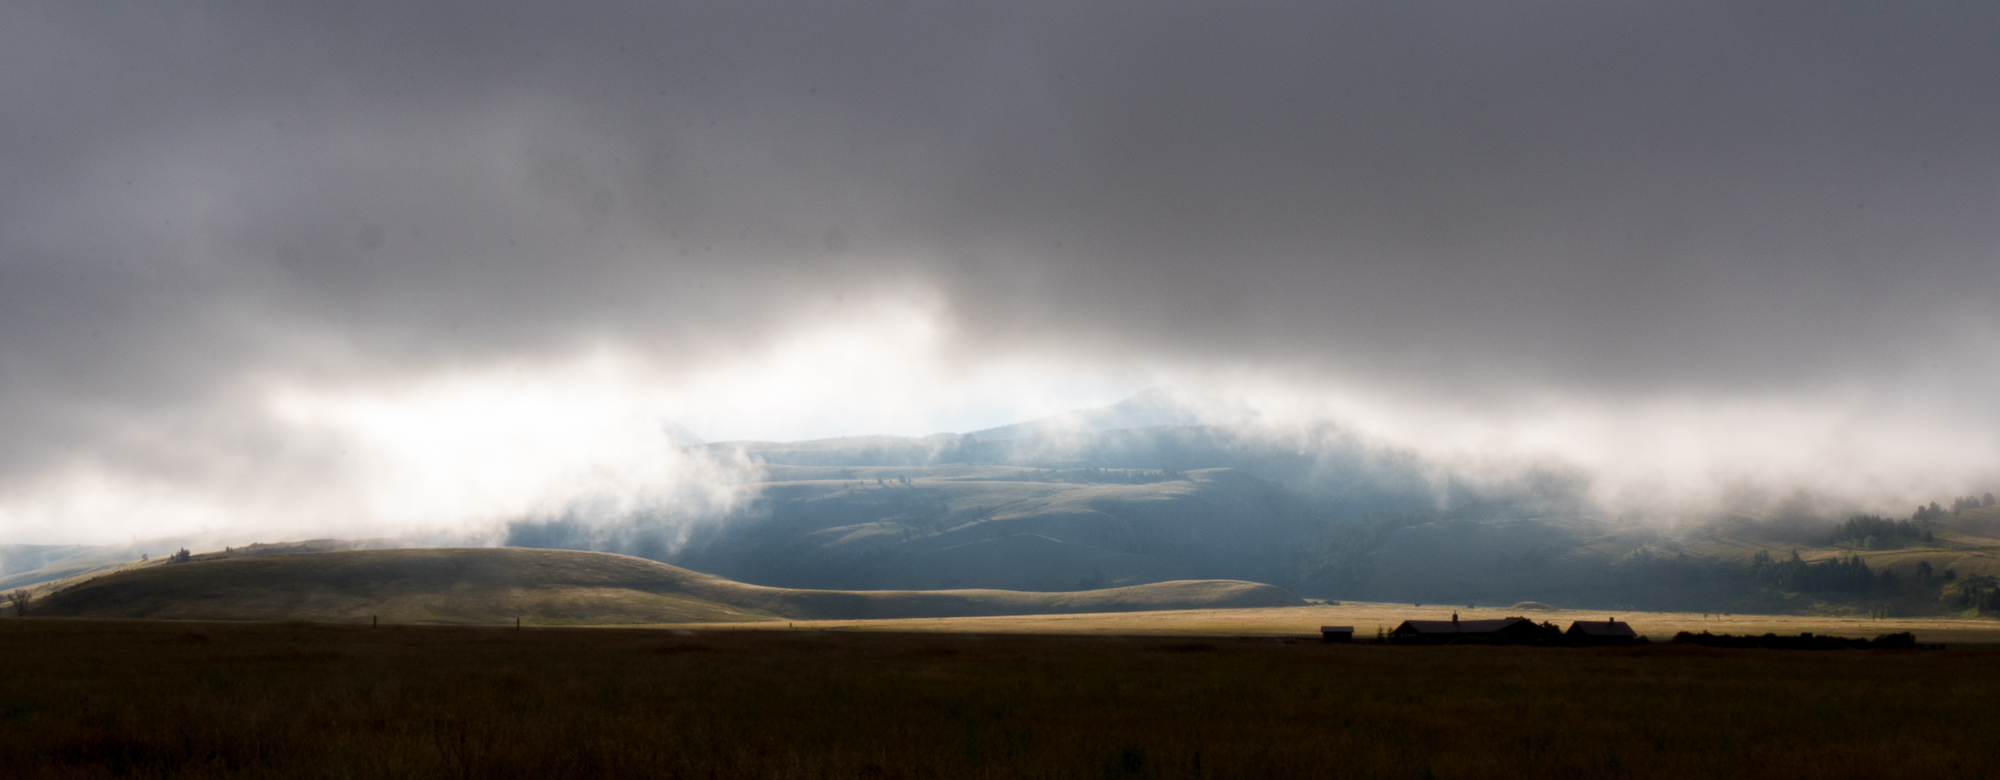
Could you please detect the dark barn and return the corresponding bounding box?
[1564,619,1638,646]
[1320,626,1354,643]
[1389,615,1551,645]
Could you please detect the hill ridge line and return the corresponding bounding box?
[34,547,1303,625]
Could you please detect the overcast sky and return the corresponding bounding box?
[3,1,1997,543]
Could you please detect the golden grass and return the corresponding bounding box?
[685,601,2000,645]
[3,619,1996,779]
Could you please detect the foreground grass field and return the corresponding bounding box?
[3,620,1997,778]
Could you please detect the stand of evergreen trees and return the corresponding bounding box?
[1748,550,1884,594]
[1292,498,2000,614]
[1948,493,1997,514]
[1824,514,1931,547]
[1945,575,2000,612]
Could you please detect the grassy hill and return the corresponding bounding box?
[1,538,402,593]
[30,547,1303,625]
[518,466,1356,594]
[511,426,2000,616]
[1670,503,2000,594]
[1312,504,2000,616]
[20,416,1988,620]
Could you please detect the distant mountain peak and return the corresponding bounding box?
[966,388,1256,441]
[660,420,706,446]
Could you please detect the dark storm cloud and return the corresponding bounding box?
[2,1,1998,497]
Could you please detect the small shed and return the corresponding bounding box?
[1320,626,1354,643]
[1389,615,1550,645]
[1564,619,1638,646]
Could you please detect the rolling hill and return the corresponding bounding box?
[664,466,1329,592]
[16,392,1996,620]
[500,410,2000,615]
[30,547,1303,625]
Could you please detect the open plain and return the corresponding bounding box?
[718,601,2000,645]
[4,618,1998,779]
[10,548,2000,777]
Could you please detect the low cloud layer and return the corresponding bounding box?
[2,2,1997,542]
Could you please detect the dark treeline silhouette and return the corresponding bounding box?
[1603,546,1996,614]
[1614,549,1900,599]
[1946,575,2000,612]
[1671,630,1927,650]
[1815,491,1993,543]
[1948,493,1997,514]
[1824,515,1930,548]
[1288,509,1972,613]
[1750,550,1884,594]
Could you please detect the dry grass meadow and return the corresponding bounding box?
[713,601,2000,645]
[4,617,1998,779]
[28,548,1300,625]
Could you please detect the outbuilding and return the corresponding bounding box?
[1319,626,1354,643]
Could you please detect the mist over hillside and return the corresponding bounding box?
[494,399,1584,607]
[4,2,1999,591]
[964,388,1256,441]
[8,395,1993,618]
[493,391,2000,615]
[511,394,1415,589]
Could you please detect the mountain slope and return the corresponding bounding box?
[32,547,1303,625]
[966,388,1249,441]
[657,467,1329,592]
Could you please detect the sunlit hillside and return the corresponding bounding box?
[11,418,1997,621]
[30,547,1301,625]
[500,423,2000,618]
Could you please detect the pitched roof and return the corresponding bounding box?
[1393,617,1534,634]
[1566,620,1637,637]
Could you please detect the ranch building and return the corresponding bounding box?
[1388,614,1548,645]
[1564,619,1638,646]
